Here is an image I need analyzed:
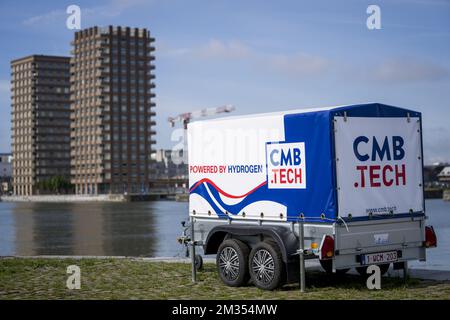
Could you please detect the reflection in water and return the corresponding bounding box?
[30,203,75,256]
[0,200,448,270]
[0,202,16,256]
[0,201,188,257]
[101,202,156,256]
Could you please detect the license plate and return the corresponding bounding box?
[361,251,398,265]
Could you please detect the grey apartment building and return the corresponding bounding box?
[70,26,156,195]
[10,55,71,196]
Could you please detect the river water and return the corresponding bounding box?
[0,201,189,258]
[0,199,448,270]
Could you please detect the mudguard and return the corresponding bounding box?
[204,224,298,263]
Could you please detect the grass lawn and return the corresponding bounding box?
[0,258,449,300]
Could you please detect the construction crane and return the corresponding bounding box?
[168,104,235,129]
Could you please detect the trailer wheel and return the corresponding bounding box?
[216,239,250,287]
[356,263,390,276]
[249,240,285,290]
[319,259,350,275]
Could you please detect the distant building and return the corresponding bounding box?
[0,153,12,177]
[0,153,12,193]
[10,55,71,196]
[438,166,450,184]
[152,149,187,180]
[423,164,448,186]
[70,26,156,195]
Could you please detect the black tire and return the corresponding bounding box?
[195,254,203,271]
[216,239,250,287]
[249,240,285,290]
[319,259,350,275]
[356,263,390,276]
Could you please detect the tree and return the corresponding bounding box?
[36,176,72,194]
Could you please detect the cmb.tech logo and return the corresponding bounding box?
[352,135,406,189]
[266,141,306,189]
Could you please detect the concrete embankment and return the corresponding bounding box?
[0,194,128,202]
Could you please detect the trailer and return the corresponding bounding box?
[186,103,437,290]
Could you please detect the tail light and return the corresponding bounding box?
[424,226,437,248]
[320,235,335,260]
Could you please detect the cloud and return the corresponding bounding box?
[196,39,252,59]
[23,9,64,26]
[392,0,450,6]
[22,0,151,26]
[268,53,329,77]
[84,0,150,18]
[163,39,252,60]
[164,47,191,57]
[162,39,330,78]
[373,58,450,83]
[423,126,450,164]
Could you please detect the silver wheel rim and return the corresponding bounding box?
[218,247,240,281]
[251,249,275,284]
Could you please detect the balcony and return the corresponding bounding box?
[95,79,107,86]
[95,70,108,78]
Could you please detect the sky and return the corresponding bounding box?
[0,0,449,164]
